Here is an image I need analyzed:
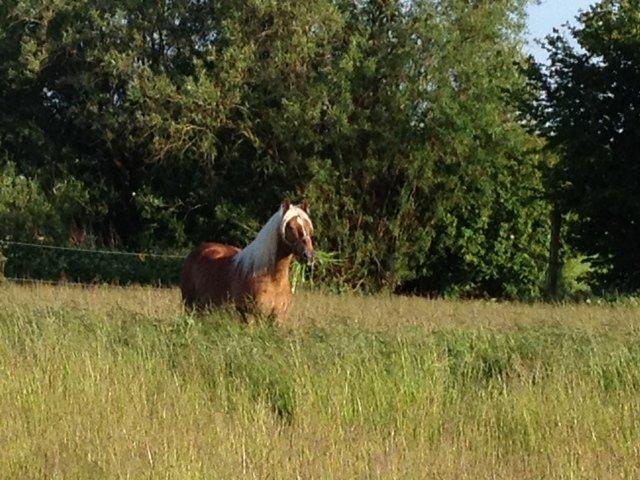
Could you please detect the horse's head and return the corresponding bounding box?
[281,200,315,265]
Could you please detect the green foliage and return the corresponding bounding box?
[558,255,593,300]
[0,162,182,284]
[534,0,640,292]
[0,0,549,297]
[0,163,57,242]
[291,250,343,293]
[0,162,88,243]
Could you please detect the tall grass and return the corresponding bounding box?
[1,283,639,478]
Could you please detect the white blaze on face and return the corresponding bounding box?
[281,205,312,240]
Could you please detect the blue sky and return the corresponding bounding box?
[525,0,596,62]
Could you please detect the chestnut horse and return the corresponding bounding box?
[180,201,315,320]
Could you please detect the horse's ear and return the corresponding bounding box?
[300,199,310,213]
[282,200,291,212]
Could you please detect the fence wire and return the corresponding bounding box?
[0,240,186,286]
[0,240,184,259]
[4,276,105,287]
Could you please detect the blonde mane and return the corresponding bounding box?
[233,205,311,276]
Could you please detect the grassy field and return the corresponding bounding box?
[1,283,639,479]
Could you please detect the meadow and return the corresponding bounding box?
[1,283,639,479]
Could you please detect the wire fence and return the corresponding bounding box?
[0,240,186,286]
[1,241,337,290]
[5,276,107,288]
[0,240,184,259]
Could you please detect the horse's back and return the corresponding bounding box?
[180,242,240,308]
[193,242,240,260]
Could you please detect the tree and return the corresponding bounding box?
[0,0,549,296]
[536,0,640,291]
[306,0,549,296]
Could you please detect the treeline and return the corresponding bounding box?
[0,0,637,298]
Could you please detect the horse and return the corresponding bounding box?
[180,201,315,321]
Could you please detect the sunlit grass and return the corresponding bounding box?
[1,283,639,478]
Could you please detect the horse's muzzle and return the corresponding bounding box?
[301,250,316,265]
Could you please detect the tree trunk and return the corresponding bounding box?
[547,203,562,299]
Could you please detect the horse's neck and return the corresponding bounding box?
[271,242,293,282]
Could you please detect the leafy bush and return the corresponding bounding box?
[291,251,343,293]
[0,163,183,285]
[0,162,62,243]
[557,255,593,300]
